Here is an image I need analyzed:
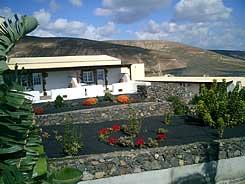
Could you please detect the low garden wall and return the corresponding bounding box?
[36,102,172,126]
[49,136,245,182]
[138,82,199,102]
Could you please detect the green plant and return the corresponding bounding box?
[164,113,172,125]
[195,80,245,138]
[167,96,189,115]
[55,119,83,156]
[217,117,225,138]
[117,136,134,147]
[0,14,48,182]
[103,90,115,102]
[52,167,82,184]
[147,138,159,147]
[121,107,143,136]
[157,128,168,134]
[0,163,24,184]
[55,95,64,108]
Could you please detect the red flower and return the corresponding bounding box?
[99,128,109,135]
[112,124,121,132]
[135,138,145,146]
[107,137,118,145]
[34,107,44,115]
[157,133,167,140]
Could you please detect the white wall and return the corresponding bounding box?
[28,81,151,103]
[45,70,80,90]
[130,63,145,80]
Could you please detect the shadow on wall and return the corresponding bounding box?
[173,173,208,184]
[172,141,220,184]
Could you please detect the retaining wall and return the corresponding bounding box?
[138,82,200,102]
[36,102,172,126]
[49,137,245,182]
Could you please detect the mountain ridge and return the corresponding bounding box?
[9,36,245,76]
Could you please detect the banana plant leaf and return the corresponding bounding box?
[32,157,47,178]
[0,145,23,154]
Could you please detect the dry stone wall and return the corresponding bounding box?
[36,102,172,125]
[138,82,199,102]
[49,137,245,181]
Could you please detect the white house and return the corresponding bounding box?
[8,55,150,103]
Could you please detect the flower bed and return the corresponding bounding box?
[33,94,145,115]
[40,115,245,158]
[98,124,167,148]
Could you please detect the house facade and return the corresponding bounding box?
[8,55,149,103]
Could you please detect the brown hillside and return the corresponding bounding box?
[9,36,245,76]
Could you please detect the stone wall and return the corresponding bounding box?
[36,102,172,126]
[138,82,200,102]
[49,137,245,181]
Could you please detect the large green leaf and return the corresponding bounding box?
[0,163,24,184]
[0,14,47,183]
[0,145,23,154]
[32,157,47,178]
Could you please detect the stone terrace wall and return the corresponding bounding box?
[138,82,199,102]
[36,102,172,126]
[49,137,245,181]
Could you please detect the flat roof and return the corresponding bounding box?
[142,76,243,83]
[8,55,121,70]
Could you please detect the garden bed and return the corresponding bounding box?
[34,94,145,114]
[40,115,245,158]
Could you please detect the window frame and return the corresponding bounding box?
[96,69,105,81]
[32,73,42,86]
[83,71,94,83]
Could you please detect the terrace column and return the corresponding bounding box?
[105,68,108,90]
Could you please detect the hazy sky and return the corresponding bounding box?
[1,0,245,50]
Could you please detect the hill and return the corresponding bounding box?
[210,50,245,61]
[9,36,245,76]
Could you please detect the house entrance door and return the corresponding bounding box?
[32,73,43,91]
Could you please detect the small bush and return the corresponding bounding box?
[34,107,44,115]
[164,113,172,125]
[122,108,142,136]
[54,121,83,156]
[167,96,189,115]
[117,95,130,104]
[54,95,64,109]
[103,91,115,102]
[82,98,98,106]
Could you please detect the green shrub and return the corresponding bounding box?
[195,80,245,137]
[167,96,189,115]
[55,95,64,109]
[121,107,143,136]
[103,90,115,102]
[54,117,83,156]
[164,113,172,125]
